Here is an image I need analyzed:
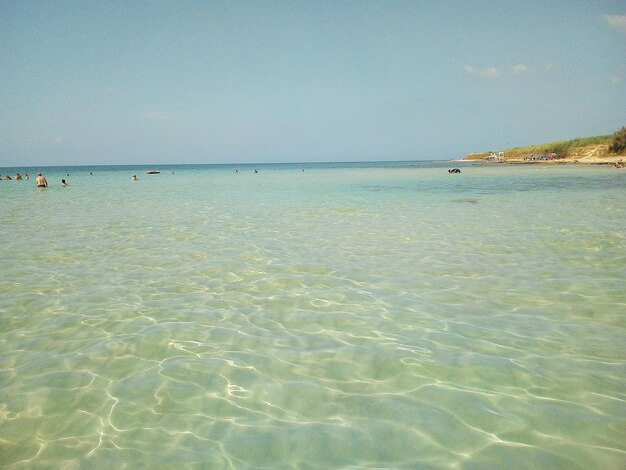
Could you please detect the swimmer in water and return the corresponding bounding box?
[35,173,48,187]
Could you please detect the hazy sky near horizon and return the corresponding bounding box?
[1,0,625,166]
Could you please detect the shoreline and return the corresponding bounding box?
[456,157,625,165]
[461,143,626,166]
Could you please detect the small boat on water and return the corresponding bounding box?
[145,170,160,174]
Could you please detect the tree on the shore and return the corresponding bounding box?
[609,126,626,153]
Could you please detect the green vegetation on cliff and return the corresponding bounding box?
[464,126,626,161]
[505,135,611,157]
[609,127,626,153]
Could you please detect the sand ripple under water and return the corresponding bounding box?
[1,163,625,468]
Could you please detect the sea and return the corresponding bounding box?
[1,160,625,469]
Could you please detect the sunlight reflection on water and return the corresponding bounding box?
[1,162,625,468]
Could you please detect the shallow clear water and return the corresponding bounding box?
[1,162,625,468]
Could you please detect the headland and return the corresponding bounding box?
[462,129,626,165]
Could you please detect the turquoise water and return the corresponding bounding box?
[1,161,625,468]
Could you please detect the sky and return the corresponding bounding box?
[1,0,625,166]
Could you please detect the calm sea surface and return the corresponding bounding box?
[1,161,625,468]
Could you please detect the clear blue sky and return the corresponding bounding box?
[2,0,625,166]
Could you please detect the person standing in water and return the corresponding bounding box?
[35,173,48,188]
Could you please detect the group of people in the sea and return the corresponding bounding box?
[9,163,619,189]
[4,168,461,188]
[2,172,29,181]
[0,172,66,188]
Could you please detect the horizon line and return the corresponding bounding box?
[0,157,453,169]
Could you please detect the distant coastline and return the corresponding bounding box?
[462,130,626,165]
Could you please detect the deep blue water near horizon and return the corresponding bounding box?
[1,158,458,174]
[1,160,625,468]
